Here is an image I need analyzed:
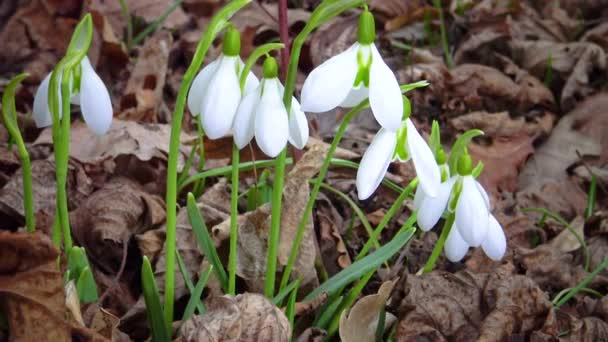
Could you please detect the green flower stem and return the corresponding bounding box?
[265,148,287,297]
[356,178,419,261]
[118,0,133,50]
[421,211,455,274]
[1,74,35,232]
[229,143,239,295]
[163,0,250,328]
[278,103,364,292]
[56,67,74,251]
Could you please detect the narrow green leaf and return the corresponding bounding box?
[176,249,205,314]
[304,227,416,302]
[285,278,300,332]
[141,256,170,342]
[429,120,440,154]
[76,266,99,303]
[132,0,185,47]
[186,193,229,291]
[182,265,213,322]
[272,278,300,305]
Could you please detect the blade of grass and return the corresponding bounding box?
[182,265,213,322]
[523,207,590,271]
[176,249,205,314]
[554,257,608,308]
[141,256,170,342]
[132,0,185,47]
[303,226,416,302]
[585,174,597,218]
[285,278,301,333]
[186,193,229,292]
[272,278,300,305]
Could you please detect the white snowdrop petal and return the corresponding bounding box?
[455,176,489,247]
[413,186,425,210]
[233,84,261,149]
[340,85,369,107]
[244,70,260,95]
[406,119,440,198]
[33,72,55,128]
[355,129,396,200]
[187,59,219,116]
[79,58,113,135]
[482,215,507,261]
[475,180,490,210]
[287,98,309,149]
[444,224,469,262]
[300,44,359,113]
[417,177,455,231]
[255,79,289,157]
[201,57,241,139]
[369,44,403,131]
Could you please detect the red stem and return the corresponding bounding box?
[278,0,290,81]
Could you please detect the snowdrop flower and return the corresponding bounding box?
[232,56,308,157]
[33,56,112,135]
[416,152,506,260]
[187,27,259,139]
[300,9,403,131]
[356,115,440,200]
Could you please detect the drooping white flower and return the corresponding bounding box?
[415,152,507,261]
[356,118,440,200]
[300,10,403,131]
[33,56,112,135]
[187,27,258,139]
[232,57,308,158]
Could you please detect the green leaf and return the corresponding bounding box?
[304,227,416,302]
[285,278,300,331]
[76,266,98,303]
[67,246,88,279]
[272,278,300,305]
[447,129,484,176]
[182,265,213,322]
[429,120,440,154]
[186,193,229,291]
[141,256,170,342]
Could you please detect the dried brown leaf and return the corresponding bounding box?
[178,293,290,342]
[0,231,107,341]
[339,280,398,342]
[119,31,172,122]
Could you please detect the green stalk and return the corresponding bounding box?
[56,67,73,251]
[267,0,366,298]
[278,104,363,291]
[118,0,133,50]
[229,143,240,295]
[356,178,418,261]
[585,175,597,218]
[432,0,453,68]
[1,74,35,232]
[163,0,250,328]
[265,148,287,297]
[421,212,455,273]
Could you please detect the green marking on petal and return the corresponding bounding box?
[394,123,409,161]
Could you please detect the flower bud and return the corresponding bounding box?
[222,27,241,56]
[263,56,279,79]
[357,9,376,45]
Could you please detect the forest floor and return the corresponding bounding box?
[0,0,607,341]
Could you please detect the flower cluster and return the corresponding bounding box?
[31,8,506,265]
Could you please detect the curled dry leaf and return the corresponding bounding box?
[178,293,290,342]
[214,142,326,291]
[393,263,554,340]
[34,119,196,167]
[468,134,535,194]
[70,177,165,282]
[0,231,107,341]
[119,31,172,122]
[0,159,94,230]
[339,280,398,342]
